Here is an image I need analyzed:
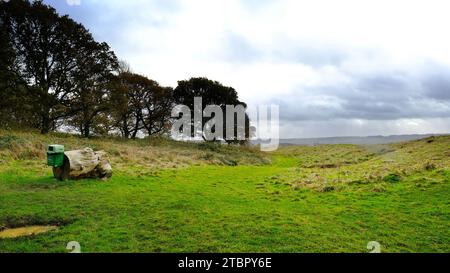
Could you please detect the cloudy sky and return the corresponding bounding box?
[45,0,450,138]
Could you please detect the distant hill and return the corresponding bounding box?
[255,134,448,146]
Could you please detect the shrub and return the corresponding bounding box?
[200,153,214,161]
[198,142,222,152]
[0,135,21,149]
[225,159,238,166]
[320,185,335,192]
[424,162,436,171]
[383,173,401,183]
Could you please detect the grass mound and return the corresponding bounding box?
[0,130,270,170]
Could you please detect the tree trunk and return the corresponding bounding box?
[131,118,140,139]
[123,129,130,139]
[53,148,112,181]
[121,118,130,139]
[41,115,51,134]
[83,123,91,138]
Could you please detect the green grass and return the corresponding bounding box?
[0,131,449,253]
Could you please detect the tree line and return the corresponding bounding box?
[0,0,250,143]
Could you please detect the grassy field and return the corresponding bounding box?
[0,130,449,253]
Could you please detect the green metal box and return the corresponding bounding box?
[47,145,65,168]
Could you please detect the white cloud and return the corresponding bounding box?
[47,0,450,137]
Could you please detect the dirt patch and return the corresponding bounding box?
[0,225,58,239]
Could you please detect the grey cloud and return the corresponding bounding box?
[279,118,450,139]
[421,71,450,101]
[355,74,410,98]
[274,65,450,122]
[221,35,349,66]
[272,43,350,67]
[221,32,263,63]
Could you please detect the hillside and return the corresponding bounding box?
[275,134,446,146]
[0,130,270,170]
[272,135,450,192]
[0,130,449,253]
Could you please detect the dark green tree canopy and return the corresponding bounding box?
[110,72,174,139]
[0,2,249,141]
[173,77,250,143]
[0,0,118,134]
[174,77,246,109]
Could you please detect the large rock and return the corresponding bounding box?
[53,148,112,181]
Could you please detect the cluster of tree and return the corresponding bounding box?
[173,78,251,144]
[0,0,250,143]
